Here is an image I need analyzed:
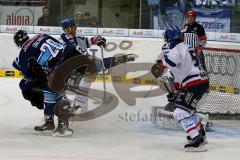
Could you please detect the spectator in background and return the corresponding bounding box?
[84,12,91,25]
[37,6,56,26]
[75,12,89,27]
[89,16,102,28]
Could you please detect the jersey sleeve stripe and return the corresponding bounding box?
[164,55,176,67]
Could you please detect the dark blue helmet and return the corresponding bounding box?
[164,26,181,42]
[61,18,76,30]
[13,30,29,47]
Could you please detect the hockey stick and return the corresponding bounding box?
[66,85,103,104]
[144,84,154,98]
[145,76,172,98]
[101,46,107,101]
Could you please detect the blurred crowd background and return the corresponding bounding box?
[0,0,239,33]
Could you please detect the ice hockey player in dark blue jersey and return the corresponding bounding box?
[13,29,135,137]
[13,30,83,136]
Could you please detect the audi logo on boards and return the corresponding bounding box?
[205,54,237,76]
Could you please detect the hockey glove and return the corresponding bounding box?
[28,58,49,79]
[167,92,176,103]
[91,35,106,48]
[151,61,165,78]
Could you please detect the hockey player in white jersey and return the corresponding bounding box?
[59,18,135,114]
[155,26,209,151]
[60,18,104,113]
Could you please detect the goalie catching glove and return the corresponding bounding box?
[91,35,106,48]
[151,60,166,78]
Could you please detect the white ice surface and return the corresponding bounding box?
[0,78,240,160]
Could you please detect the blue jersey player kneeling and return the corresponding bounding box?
[13,30,84,136]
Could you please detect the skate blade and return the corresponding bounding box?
[185,145,207,152]
[51,131,73,137]
[34,130,53,136]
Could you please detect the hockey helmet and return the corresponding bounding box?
[164,26,181,42]
[13,30,29,47]
[186,10,197,18]
[61,18,76,30]
[76,11,84,16]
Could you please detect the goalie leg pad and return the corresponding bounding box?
[173,108,201,139]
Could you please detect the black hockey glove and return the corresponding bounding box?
[92,35,106,48]
[97,37,106,48]
[167,92,176,103]
[28,58,49,80]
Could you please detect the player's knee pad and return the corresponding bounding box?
[54,95,73,121]
[173,108,191,122]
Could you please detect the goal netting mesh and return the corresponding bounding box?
[197,47,240,119]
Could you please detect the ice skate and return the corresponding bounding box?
[185,134,207,152]
[34,116,55,135]
[112,54,136,66]
[51,120,73,137]
[186,124,208,145]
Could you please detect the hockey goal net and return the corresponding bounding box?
[197,47,240,119]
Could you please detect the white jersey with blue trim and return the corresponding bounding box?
[162,42,208,90]
[155,43,171,63]
[60,33,92,49]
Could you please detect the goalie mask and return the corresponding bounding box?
[13,30,30,47]
[164,26,181,43]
